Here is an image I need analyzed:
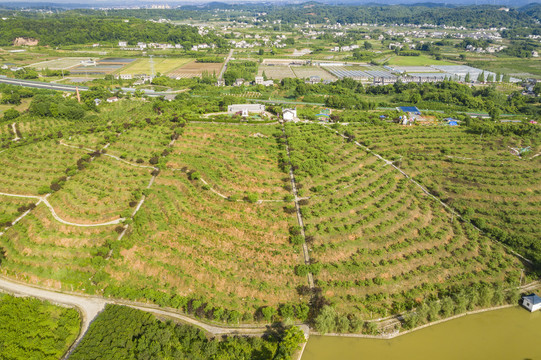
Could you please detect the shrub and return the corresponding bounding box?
[3,109,20,121]
[245,193,258,203]
[37,186,50,195]
[290,235,304,245]
[188,171,200,181]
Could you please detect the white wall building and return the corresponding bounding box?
[522,294,541,312]
[282,108,297,121]
[227,104,265,116]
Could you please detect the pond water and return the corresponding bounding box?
[302,306,541,360]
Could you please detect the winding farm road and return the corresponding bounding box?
[0,192,124,227]
[11,123,20,141]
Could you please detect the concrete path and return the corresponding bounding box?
[218,49,234,81]
[281,125,314,289]
[11,123,20,141]
[0,192,124,227]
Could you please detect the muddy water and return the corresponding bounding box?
[303,306,541,360]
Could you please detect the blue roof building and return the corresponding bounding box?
[398,106,421,115]
[522,293,541,312]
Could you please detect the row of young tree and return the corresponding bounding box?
[70,304,305,360]
[313,282,523,335]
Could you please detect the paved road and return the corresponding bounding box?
[218,49,234,81]
[0,77,174,97]
[282,124,315,289]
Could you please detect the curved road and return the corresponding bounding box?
[0,276,309,358]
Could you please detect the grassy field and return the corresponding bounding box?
[0,140,82,195]
[167,124,289,200]
[385,55,455,66]
[119,58,192,75]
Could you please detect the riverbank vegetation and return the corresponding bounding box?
[0,293,80,359]
[70,304,305,360]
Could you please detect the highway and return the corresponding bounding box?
[0,77,173,97]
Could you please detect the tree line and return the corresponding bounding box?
[70,304,305,360]
[0,16,227,47]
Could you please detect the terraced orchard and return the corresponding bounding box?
[283,123,524,318]
[347,124,541,264]
[105,170,302,312]
[168,124,289,200]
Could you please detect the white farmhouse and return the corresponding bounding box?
[255,76,264,85]
[522,294,541,312]
[282,108,297,121]
[227,104,265,117]
[118,41,128,47]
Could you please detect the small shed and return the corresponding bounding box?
[316,113,330,122]
[522,293,541,312]
[282,108,297,121]
[445,118,459,126]
[107,97,119,103]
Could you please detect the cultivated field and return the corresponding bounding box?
[104,170,301,311]
[168,61,223,78]
[0,140,82,195]
[291,66,337,81]
[284,123,524,317]
[348,123,541,264]
[29,57,88,71]
[119,58,191,75]
[258,65,296,80]
[385,55,455,66]
[167,124,289,200]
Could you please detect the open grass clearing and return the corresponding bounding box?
[47,156,152,223]
[0,140,82,195]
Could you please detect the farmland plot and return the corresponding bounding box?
[258,65,296,80]
[168,61,223,79]
[47,156,152,223]
[348,124,541,264]
[284,123,523,317]
[104,171,302,311]
[167,124,289,200]
[0,141,81,195]
[291,66,337,81]
[106,124,173,165]
[0,205,117,289]
[119,58,191,75]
